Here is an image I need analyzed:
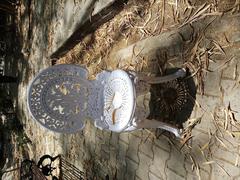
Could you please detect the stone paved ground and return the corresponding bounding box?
[4,0,240,179]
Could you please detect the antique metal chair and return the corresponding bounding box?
[20,155,84,180]
[27,64,187,137]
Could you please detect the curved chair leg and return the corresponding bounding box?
[136,119,182,138]
[137,68,186,84]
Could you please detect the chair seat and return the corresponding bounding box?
[103,70,136,132]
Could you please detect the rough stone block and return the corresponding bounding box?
[211,160,240,179]
[119,132,129,144]
[110,132,120,147]
[149,172,163,180]
[100,149,110,161]
[185,169,210,180]
[126,134,142,163]
[212,147,238,167]
[165,167,185,180]
[221,79,237,96]
[166,147,187,178]
[192,113,216,132]
[153,136,171,152]
[139,138,154,159]
[125,157,139,180]
[195,94,221,116]
[117,141,128,167]
[203,71,222,97]
[150,146,170,180]
[109,146,118,168]
[222,60,238,80]
[136,152,153,180]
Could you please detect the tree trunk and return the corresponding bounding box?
[0,1,15,14]
[0,75,17,83]
[0,24,15,33]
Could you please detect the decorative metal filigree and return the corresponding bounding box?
[37,155,60,179]
[28,65,92,133]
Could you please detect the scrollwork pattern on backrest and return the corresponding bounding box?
[28,65,95,133]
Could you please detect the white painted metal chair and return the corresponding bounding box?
[27,64,186,137]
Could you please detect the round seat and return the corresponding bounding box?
[103,70,136,132]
